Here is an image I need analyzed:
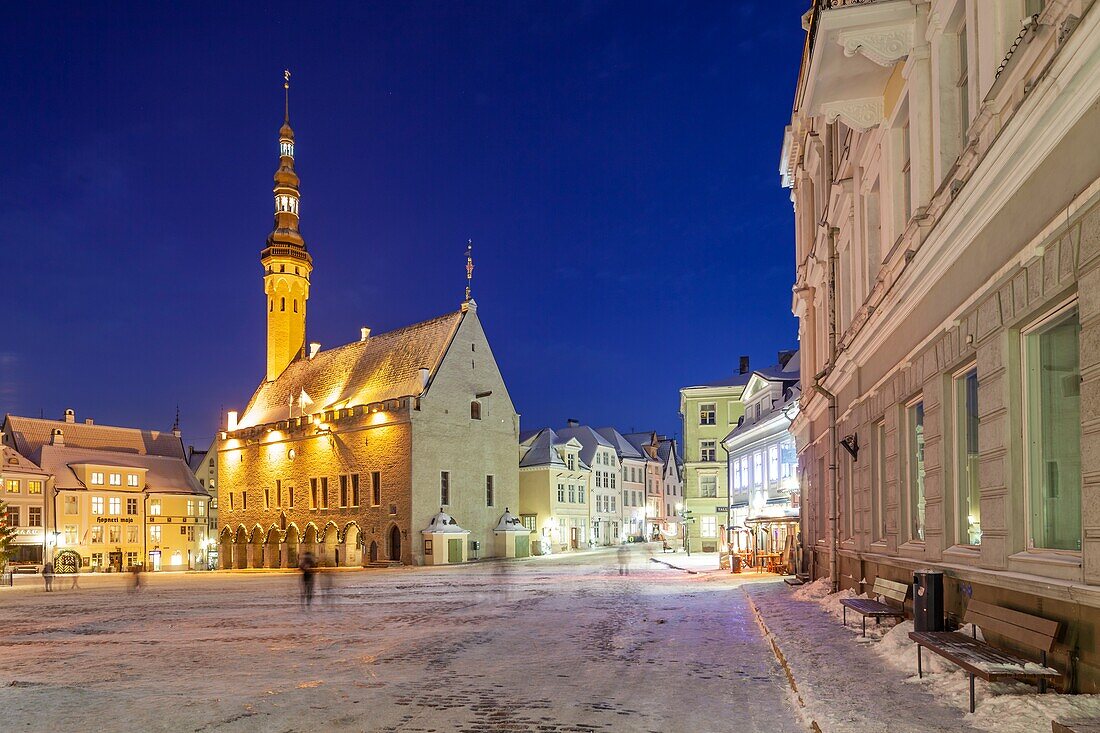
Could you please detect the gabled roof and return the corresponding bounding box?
[5,415,186,463]
[37,445,209,496]
[0,446,48,476]
[554,425,613,467]
[595,427,646,462]
[682,372,752,390]
[238,310,464,429]
[519,428,569,468]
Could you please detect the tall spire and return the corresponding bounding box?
[262,70,313,382]
[465,240,474,302]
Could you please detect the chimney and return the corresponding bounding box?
[739,356,750,375]
[64,408,75,423]
[309,342,321,359]
[227,411,238,432]
[360,327,371,342]
[418,367,431,390]
[50,428,64,446]
[567,419,579,428]
[85,418,94,425]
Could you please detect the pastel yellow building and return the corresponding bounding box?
[216,86,519,568]
[518,427,592,552]
[2,412,210,572]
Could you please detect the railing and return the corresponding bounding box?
[821,0,882,8]
[261,245,312,264]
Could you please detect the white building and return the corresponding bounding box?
[783,0,1100,687]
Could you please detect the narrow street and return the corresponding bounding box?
[0,550,804,732]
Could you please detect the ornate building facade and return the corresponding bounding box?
[783,0,1100,689]
[216,90,518,568]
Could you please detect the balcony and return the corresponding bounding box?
[800,0,917,130]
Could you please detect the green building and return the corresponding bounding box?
[679,361,750,552]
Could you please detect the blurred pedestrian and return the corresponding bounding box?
[617,544,630,576]
[318,566,335,609]
[129,565,143,593]
[493,559,512,601]
[42,562,54,592]
[69,570,80,591]
[299,552,316,608]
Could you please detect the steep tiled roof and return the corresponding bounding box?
[0,446,48,476]
[5,415,186,462]
[596,427,646,462]
[519,428,568,468]
[37,445,209,496]
[554,425,613,467]
[238,311,464,428]
[622,431,660,460]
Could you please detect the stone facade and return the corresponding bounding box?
[784,0,1100,690]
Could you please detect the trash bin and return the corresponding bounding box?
[913,569,945,632]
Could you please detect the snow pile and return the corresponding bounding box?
[790,577,831,601]
[786,583,1100,732]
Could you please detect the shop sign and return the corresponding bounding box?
[95,517,135,524]
[13,528,43,537]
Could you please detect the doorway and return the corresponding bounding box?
[369,541,378,563]
[388,526,402,562]
[570,527,578,549]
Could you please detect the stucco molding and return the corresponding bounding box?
[837,23,914,67]
[820,96,884,132]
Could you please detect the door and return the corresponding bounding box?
[515,535,530,559]
[149,551,161,572]
[108,552,123,573]
[570,527,578,549]
[447,538,463,563]
[388,526,402,562]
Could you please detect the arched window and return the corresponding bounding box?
[280,297,286,312]
[293,299,298,313]
[471,401,482,420]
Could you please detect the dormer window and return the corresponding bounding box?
[280,141,295,158]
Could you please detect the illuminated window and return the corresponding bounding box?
[91,496,104,515]
[91,525,103,543]
[701,516,717,538]
[198,500,206,517]
[699,403,716,425]
[90,472,104,485]
[64,525,77,544]
[109,526,121,543]
[6,479,19,493]
[128,474,139,487]
[753,452,764,487]
[28,480,42,494]
[150,525,161,543]
[149,499,162,516]
[280,141,294,157]
[109,497,121,515]
[64,496,78,514]
[109,473,122,486]
[769,446,779,481]
[127,526,139,544]
[557,484,565,503]
[187,499,195,516]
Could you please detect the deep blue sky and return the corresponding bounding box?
[2,1,804,447]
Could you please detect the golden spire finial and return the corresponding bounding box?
[465,240,474,301]
[283,69,291,122]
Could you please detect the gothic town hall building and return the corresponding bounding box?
[216,98,519,568]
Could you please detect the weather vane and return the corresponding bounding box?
[465,240,474,301]
[283,69,291,121]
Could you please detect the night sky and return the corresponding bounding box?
[3,1,805,448]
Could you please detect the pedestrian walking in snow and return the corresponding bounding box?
[69,570,80,590]
[42,562,54,592]
[493,559,512,601]
[129,565,143,593]
[617,544,630,576]
[299,552,316,608]
[318,567,335,609]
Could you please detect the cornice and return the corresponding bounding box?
[837,22,915,67]
[820,96,884,132]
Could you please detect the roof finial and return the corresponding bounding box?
[172,404,180,435]
[283,69,291,123]
[465,239,474,301]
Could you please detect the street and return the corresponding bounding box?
[0,549,804,732]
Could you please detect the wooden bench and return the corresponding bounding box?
[909,599,1061,713]
[1053,720,1100,733]
[839,577,909,637]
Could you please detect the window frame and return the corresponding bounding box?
[904,397,926,544]
[952,364,981,547]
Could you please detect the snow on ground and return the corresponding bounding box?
[0,549,805,733]
[750,580,1100,732]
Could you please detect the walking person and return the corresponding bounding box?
[42,561,54,592]
[617,544,630,576]
[299,552,316,608]
[129,564,143,593]
[69,569,80,591]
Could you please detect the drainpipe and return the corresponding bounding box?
[815,121,841,593]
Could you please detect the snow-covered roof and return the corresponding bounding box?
[6,414,186,462]
[519,427,568,468]
[493,508,528,533]
[422,509,469,534]
[0,446,48,477]
[595,427,646,462]
[38,445,209,496]
[238,310,465,429]
[554,425,613,467]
